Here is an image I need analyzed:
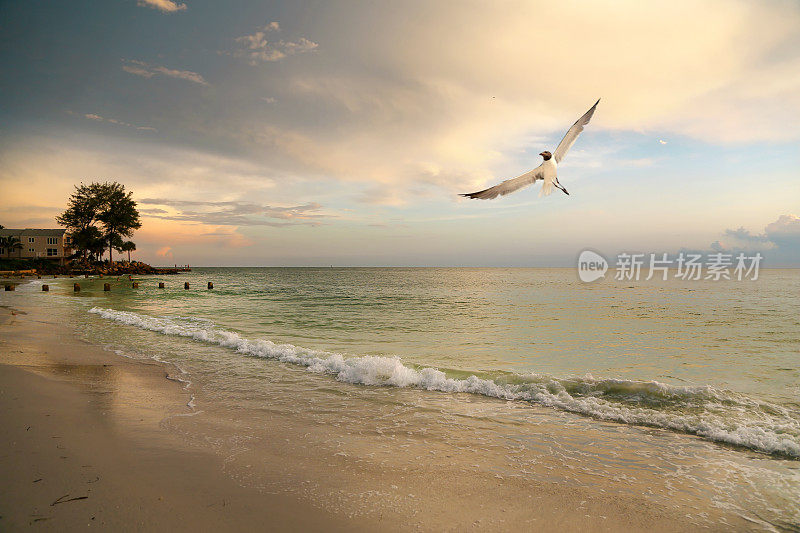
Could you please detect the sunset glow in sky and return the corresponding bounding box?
[1,0,798,265]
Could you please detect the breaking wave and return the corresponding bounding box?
[88,307,800,458]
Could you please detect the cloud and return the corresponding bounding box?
[232,24,317,65]
[139,198,329,227]
[134,219,255,260]
[765,214,800,251]
[64,2,800,210]
[122,60,208,86]
[261,96,277,104]
[711,214,800,264]
[723,227,771,248]
[0,204,63,228]
[137,0,186,13]
[260,0,796,200]
[620,158,654,168]
[80,112,156,132]
[4,1,800,267]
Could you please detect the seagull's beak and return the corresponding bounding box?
[539,152,546,157]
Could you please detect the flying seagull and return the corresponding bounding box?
[460,99,600,199]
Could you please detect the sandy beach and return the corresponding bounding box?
[0,301,363,531]
[0,282,766,532]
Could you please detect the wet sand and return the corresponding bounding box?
[0,301,749,531]
[0,305,362,531]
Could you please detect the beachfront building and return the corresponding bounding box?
[0,228,72,265]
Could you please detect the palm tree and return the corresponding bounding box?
[119,241,136,262]
[0,235,23,258]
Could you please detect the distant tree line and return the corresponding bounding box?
[56,182,141,264]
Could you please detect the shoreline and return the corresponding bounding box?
[0,303,363,531]
[0,261,190,279]
[0,296,763,531]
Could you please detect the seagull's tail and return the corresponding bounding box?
[539,177,555,197]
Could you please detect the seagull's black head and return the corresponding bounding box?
[540,151,552,161]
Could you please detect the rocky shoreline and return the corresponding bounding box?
[0,260,190,278]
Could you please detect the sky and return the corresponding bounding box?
[0,0,798,266]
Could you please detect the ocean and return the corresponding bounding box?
[8,267,800,529]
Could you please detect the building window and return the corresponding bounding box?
[47,237,58,245]
[46,248,58,257]
[65,236,72,244]
[29,248,35,253]
[0,248,5,255]
[29,237,35,243]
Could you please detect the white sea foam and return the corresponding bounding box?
[88,306,800,458]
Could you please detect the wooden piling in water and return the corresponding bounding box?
[73,283,80,292]
[208,281,213,289]
[159,282,165,289]
[132,282,139,288]
[42,284,49,292]
[104,283,111,291]
[4,284,14,291]
[184,282,190,290]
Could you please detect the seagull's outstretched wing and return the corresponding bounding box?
[553,99,600,164]
[460,167,543,200]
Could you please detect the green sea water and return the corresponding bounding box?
[5,267,800,529]
[20,267,800,446]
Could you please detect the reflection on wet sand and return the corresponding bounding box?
[0,309,193,443]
